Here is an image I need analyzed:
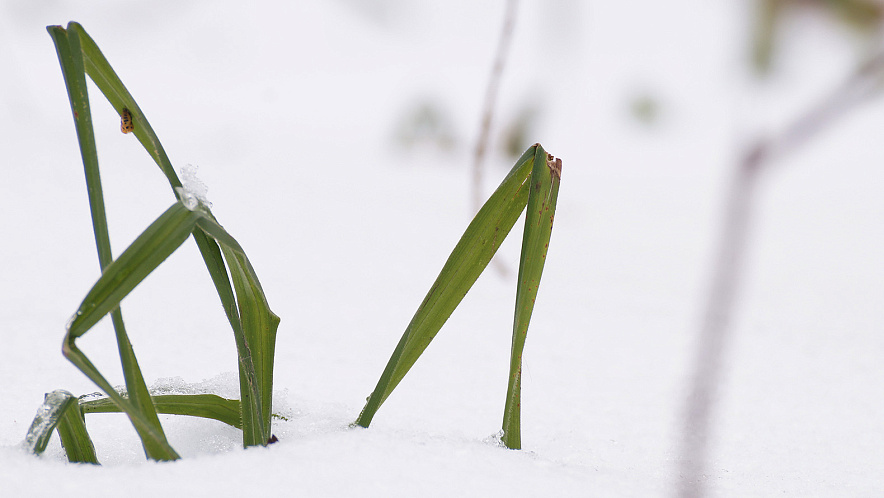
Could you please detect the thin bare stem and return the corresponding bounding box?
[676,54,884,498]
[472,0,519,212]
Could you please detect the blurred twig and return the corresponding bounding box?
[472,0,519,276]
[752,0,884,74]
[676,52,884,498]
[473,0,519,211]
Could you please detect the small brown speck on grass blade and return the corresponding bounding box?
[120,108,133,133]
[355,144,562,450]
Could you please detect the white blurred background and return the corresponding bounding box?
[1,1,883,496]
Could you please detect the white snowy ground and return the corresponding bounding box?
[2,1,883,496]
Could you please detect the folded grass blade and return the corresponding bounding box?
[22,390,98,464]
[82,394,243,430]
[501,149,562,449]
[47,22,279,451]
[197,216,280,445]
[68,22,181,189]
[61,199,278,449]
[356,144,561,441]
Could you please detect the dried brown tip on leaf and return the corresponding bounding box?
[546,155,562,179]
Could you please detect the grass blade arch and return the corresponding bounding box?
[356,144,562,451]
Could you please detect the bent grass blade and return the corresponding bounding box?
[75,20,278,446]
[197,216,280,445]
[23,390,244,464]
[45,22,279,452]
[82,394,243,430]
[67,22,181,189]
[61,200,278,453]
[355,145,537,427]
[356,144,562,450]
[63,202,204,460]
[23,390,98,464]
[48,24,175,461]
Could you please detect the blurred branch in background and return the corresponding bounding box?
[677,51,884,498]
[472,0,519,213]
[752,0,884,74]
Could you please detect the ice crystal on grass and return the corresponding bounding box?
[151,373,241,399]
[21,390,74,453]
[177,164,212,209]
[176,187,199,211]
[482,430,506,448]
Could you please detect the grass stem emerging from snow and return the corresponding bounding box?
[356,144,561,450]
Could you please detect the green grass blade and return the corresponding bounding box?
[355,145,540,428]
[189,230,265,445]
[62,201,203,461]
[46,25,111,268]
[82,394,243,429]
[21,390,98,464]
[197,216,280,445]
[49,23,178,461]
[65,22,279,447]
[56,399,100,464]
[67,22,181,189]
[22,391,75,455]
[66,202,202,336]
[501,148,562,449]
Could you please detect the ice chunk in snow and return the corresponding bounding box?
[482,430,506,447]
[176,164,212,210]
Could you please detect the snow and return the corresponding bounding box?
[177,165,211,210]
[2,1,884,496]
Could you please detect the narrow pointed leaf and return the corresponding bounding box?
[197,215,280,445]
[67,22,181,189]
[67,202,203,336]
[82,394,243,429]
[47,25,109,267]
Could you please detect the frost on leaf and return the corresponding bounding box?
[21,390,75,454]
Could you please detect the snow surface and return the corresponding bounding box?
[2,1,883,496]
